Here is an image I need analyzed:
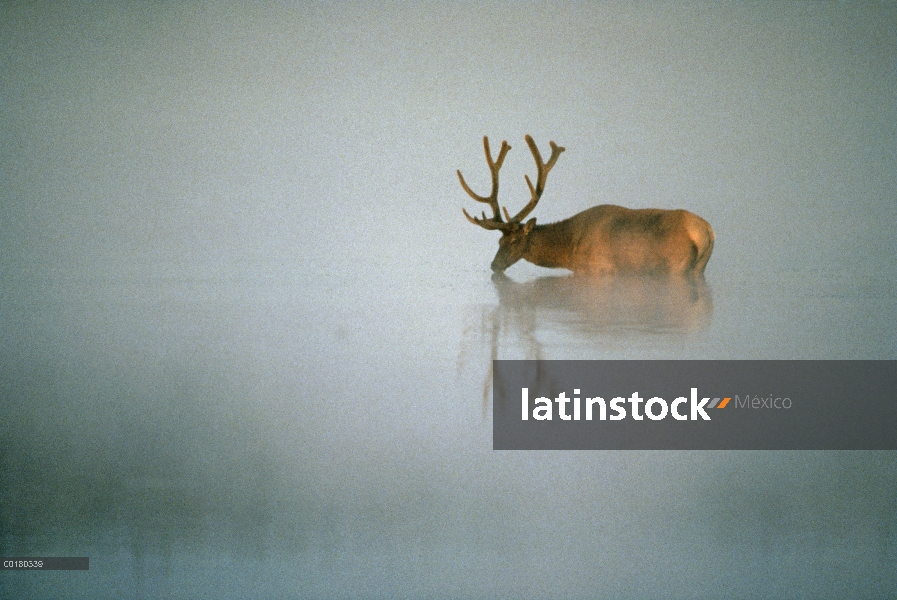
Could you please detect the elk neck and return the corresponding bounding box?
[522,221,575,269]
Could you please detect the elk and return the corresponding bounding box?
[458,135,715,276]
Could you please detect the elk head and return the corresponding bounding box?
[458,135,565,272]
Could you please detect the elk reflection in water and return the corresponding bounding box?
[460,272,713,411]
[491,272,713,335]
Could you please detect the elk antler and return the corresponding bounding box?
[506,135,565,224]
[458,136,513,230]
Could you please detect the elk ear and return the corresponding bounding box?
[523,218,536,234]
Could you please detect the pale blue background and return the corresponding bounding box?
[2,2,895,598]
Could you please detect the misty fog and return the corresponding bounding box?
[2,2,895,598]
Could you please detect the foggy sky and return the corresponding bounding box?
[2,2,895,283]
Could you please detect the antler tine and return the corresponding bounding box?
[457,136,511,221]
[508,135,565,223]
[462,208,513,231]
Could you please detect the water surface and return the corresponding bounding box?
[2,263,895,598]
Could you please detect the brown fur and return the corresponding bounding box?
[493,205,715,276]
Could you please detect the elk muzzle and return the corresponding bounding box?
[490,245,517,273]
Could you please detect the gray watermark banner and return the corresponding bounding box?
[492,361,897,450]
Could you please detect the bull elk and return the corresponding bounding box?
[459,135,715,276]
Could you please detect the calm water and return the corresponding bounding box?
[2,2,896,597]
[1,263,895,599]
